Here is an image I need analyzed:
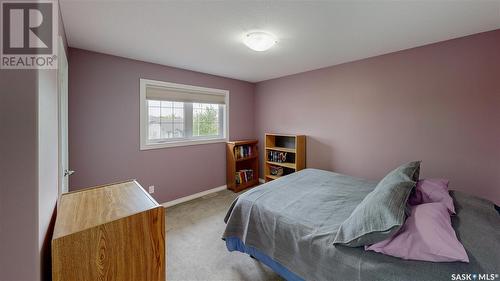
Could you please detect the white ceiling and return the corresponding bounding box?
[60,1,500,83]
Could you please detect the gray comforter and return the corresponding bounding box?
[223,169,500,281]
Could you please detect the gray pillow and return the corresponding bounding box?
[333,161,421,247]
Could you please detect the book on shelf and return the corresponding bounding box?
[267,150,287,163]
[235,169,254,185]
[235,145,252,159]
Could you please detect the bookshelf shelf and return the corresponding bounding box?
[234,178,259,190]
[236,154,258,162]
[266,161,296,169]
[265,146,296,153]
[226,140,259,192]
[265,134,306,182]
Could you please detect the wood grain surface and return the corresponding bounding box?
[52,180,165,281]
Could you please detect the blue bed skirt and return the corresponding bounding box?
[224,237,305,281]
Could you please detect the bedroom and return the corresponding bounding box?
[0,0,499,280]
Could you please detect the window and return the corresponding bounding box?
[140,79,228,150]
[147,100,185,140]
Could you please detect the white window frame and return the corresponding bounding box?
[140,78,229,150]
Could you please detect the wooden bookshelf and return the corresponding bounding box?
[226,140,259,192]
[265,134,306,182]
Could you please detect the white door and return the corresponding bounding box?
[58,36,71,194]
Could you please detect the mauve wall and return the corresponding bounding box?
[0,70,39,281]
[255,30,500,205]
[68,48,255,203]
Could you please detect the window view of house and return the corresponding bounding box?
[148,100,185,140]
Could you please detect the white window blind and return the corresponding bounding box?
[146,86,226,104]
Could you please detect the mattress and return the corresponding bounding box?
[222,168,500,281]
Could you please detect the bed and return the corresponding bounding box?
[222,168,500,281]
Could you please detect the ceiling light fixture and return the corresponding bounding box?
[243,31,278,52]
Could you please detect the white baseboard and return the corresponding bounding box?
[161,185,227,208]
[259,178,265,184]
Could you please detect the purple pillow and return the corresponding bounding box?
[409,179,455,214]
[366,202,469,263]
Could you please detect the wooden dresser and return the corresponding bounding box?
[52,180,165,281]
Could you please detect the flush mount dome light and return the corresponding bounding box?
[243,31,277,52]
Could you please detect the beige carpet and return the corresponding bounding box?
[166,189,284,281]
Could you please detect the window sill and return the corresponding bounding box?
[140,137,228,150]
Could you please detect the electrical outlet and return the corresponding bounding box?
[148,185,155,194]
